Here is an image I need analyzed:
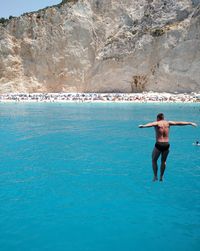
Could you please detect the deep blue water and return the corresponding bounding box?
[0,103,200,251]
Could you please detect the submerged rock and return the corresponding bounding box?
[0,0,200,93]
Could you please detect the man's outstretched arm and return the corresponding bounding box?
[138,122,158,128]
[169,121,197,127]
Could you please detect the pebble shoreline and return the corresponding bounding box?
[0,92,200,103]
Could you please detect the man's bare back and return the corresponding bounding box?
[138,113,197,182]
[155,120,169,142]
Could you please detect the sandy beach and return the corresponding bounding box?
[0,92,200,103]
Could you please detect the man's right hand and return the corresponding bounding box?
[191,122,197,127]
[138,125,143,128]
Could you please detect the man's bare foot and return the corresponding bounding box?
[153,176,158,182]
[159,177,163,182]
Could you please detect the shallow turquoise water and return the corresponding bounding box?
[0,103,200,251]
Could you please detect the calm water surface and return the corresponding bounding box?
[0,103,200,251]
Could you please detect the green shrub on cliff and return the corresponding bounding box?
[61,0,78,3]
[0,17,9,25]
[150,28,165,37]
[59,0,78,6]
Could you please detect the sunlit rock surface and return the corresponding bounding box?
[0,0,200,93]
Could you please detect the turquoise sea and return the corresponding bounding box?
[0,103,200,251]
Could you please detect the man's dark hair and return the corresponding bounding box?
[157,113,164,120]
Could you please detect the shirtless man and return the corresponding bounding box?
[139,113,197,181]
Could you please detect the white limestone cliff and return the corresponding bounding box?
[0,0,200,93]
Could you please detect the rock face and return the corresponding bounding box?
[0,0,200,93]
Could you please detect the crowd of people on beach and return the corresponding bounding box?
[0,92,199,103]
